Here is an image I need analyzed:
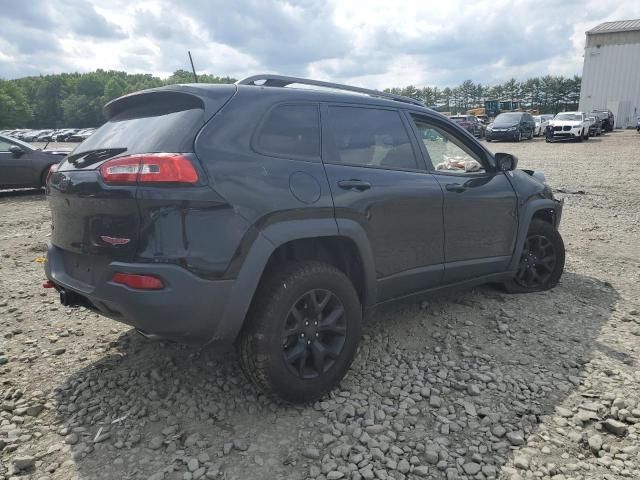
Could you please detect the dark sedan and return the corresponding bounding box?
[0,134,62,189]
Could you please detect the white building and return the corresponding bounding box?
[578,19,640,128]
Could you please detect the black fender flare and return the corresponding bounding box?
[211,218,377,343]
[509,198,563,271]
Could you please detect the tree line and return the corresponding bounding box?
[384,75,582,115]
[0,69,236,129]
[0,69,581,129]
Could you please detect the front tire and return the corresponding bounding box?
[237,261,362,403]
[504,219,565,293]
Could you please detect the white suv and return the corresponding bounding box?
[547,112,590,142]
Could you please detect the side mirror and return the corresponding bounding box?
[9,145,24,157]
[495,152,518,171]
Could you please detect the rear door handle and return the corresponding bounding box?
[337,179,372,191]
[445,183,466,193]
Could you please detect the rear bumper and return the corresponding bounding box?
[45,243,234,343]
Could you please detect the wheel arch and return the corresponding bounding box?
[509,199,563,271]
[210,218,376,344]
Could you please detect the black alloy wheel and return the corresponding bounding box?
[282,289,347,379]
[504,219,565,293]
[237,261,361,403]
[514,235,556,289]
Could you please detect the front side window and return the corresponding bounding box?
[412,119,485,174]
[255,104,320,160]
[327,106,418,170]
[0,140,12,152]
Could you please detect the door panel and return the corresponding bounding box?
[0,152,33,187]
[433,172,517,282]
[407,114,518,283]
[325,163,444,301]
[321,104,444,302]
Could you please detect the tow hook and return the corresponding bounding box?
[58,288,84,308]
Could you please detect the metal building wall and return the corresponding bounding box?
[578,41,640,128]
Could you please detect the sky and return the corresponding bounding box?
[1,0,639,89]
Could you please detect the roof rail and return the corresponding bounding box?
[237,74,425,107]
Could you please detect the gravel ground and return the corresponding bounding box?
[1,131,639,480]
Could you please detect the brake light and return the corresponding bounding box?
[112,273,164,290]
[46,163,58,185]
[99,153,199,185]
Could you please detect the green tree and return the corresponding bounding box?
[0,80,32,128]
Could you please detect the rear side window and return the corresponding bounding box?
[255,104,320,160]
[327,106,418,170]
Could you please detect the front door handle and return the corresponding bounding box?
[445,183,466,193]
[337,179,372,191]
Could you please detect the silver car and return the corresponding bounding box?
[533,115,553,136]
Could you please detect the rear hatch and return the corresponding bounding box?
[48,86,235,281]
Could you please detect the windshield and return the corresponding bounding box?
[555,113,582,121]
[0,134,36,151]
[494,113,521,125]
[533,116,541,122]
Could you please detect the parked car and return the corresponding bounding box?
[45,75,565,402]
[22,130,47,142]
[586,115,603,137]
[68,128,95,142]
[0,134,61,189]
[449,115,483,137]
[592,109,614,131]
[533,115,553,136]
[485,112,536,142]
[547,112,590,142]
[36,130,57,142]
[54,129,80,142]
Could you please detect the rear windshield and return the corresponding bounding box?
[60,95,204,170]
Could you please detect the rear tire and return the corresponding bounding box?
[504,219,565,293]
[237,261,362,403]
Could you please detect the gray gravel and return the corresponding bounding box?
[1,131,639,479]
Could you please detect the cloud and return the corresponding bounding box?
[1,0,639,89]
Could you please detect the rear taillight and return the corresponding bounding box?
[99,153,199,185]
[112,272,164,290]
[46,163,58,185]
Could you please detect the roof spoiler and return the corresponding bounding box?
[103,84,237,121]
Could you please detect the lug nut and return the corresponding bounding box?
[315,333,319,337]
[300,333,305,338]
[307,340,311,345]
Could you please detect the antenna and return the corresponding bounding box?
[188,51,198,83]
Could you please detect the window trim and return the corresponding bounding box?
[407,112,497,177]
[321,103,428,173]
[251,101,322,163]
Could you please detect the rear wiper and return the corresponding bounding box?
[67,148,127,167]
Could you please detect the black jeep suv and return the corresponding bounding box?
[45,75,565,402]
